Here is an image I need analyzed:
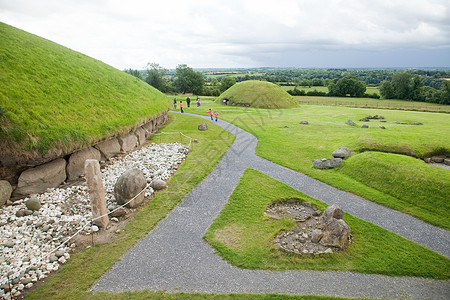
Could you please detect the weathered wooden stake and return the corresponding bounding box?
[85,159,109,228]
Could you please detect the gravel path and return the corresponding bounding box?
[92,112,450,299]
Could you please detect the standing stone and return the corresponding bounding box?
[142,120,154,138]
[67,147,101,180]
[85,159,109,228]
[118,133,138,152]
[318,204,351,249]
[14,158,66,197]
[0,180,13,207]
[95,138,121,160]
[332,147,351,159]
[114,168,147,208]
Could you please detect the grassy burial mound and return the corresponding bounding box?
[0,22,170,164]
[217,80,298,109]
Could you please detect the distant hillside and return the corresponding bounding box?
[217,80,298,109]
[0,22,170,161]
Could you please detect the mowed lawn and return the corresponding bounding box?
[181,100,450,229]
[204,169,450,278]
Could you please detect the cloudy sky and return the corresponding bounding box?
[1,0,449,70]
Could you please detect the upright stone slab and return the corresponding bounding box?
[135,127,146,146]
[67,147,101,180]
[118,133,138,152]
[85,159,109,228]
[0,180,13,207]
[14,158,66,197]
[95,138,121,160]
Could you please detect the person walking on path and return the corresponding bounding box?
[207,108,213,120]
[186,97,191,107]
[173,98,177,109]
[197,97,201,107]
[180,101,184,113]
[214,111,219,122]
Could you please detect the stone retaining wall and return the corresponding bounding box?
[0,112,170,204]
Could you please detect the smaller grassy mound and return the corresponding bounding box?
[217,80,298,109]
[204,169,450,279]
[339,152,450,228]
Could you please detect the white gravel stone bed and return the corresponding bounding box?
[0,142,189,299]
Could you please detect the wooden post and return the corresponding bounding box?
[85,159,109,228]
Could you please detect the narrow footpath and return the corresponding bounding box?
[92,112,449,299]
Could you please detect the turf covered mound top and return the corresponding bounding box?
[217,80,298,109]
[0,22,170,161]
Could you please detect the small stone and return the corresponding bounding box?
[35,221,43,228]
[42,225,50,232]
[25,282,33,289]
[26,220,33,225]
[111,217,119,222]
[346,120,355,126]
[24,209,33,215]
[193,139,198,143]
[379,126,386,129]
[91,225,99,232]
[16,209,26,217]
[49,255,58,263]
[324,248,333,254]
[55,250,65,257]
[110,207,126,217]
[361,124,369,128]
[299,121,309,125]
[25,195,41,211]
[198,123,208,131]
[3,241,14,248]
[151,179,168,191]
[20,278,32,285]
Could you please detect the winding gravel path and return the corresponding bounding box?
[92,112,450,299]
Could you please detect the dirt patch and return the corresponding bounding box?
[214,224,244,249]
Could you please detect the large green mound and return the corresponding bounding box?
[217,80,298,109]
[0,22,170,160]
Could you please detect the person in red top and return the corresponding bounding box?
[180,101,184,113]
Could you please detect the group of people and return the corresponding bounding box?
[172,96,219,122]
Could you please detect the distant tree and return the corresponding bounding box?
[300,79,310,87]
[211,78,219,86]
[219,76,236,92]
[311,78,323,86]
[293,78,301,88]
[124,68,143,80]
[380,81,396,99]
[242,74,251,81]
[173,64,205,94]
[441,80,450,104]
[328,76,366,97]
[389,72,424,100]
[145,62,170,93]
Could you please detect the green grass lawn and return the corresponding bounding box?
[294,96,450,112]
[204,169,450,279]
[0,22,171,158]
[26,113,235,299]
[181,99,450,229]
[282,86,380,95]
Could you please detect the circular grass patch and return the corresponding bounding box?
[217,80,298,109]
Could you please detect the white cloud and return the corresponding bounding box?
[1,0,449,69]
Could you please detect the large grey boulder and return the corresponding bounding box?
[114,168,147,208]
[198,123,208,131]
[118,133,138,152]
[318,204,351,249]
[0,180,13,207]
[95,138,121,160]
[142,120,154,138]
[312,158,343,169]
[67,147,101,180]
[14,158,66,197]
[332,147,351,159]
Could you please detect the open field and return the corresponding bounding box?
[205,169,450,278]
[295,96,450,112]
[180,99,450,229]
[281,86,380,95]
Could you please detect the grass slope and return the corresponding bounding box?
[217,80,298,109]
[205,169,450,279]
[0,22,170,158]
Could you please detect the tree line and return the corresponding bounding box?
[124,65,450,104]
